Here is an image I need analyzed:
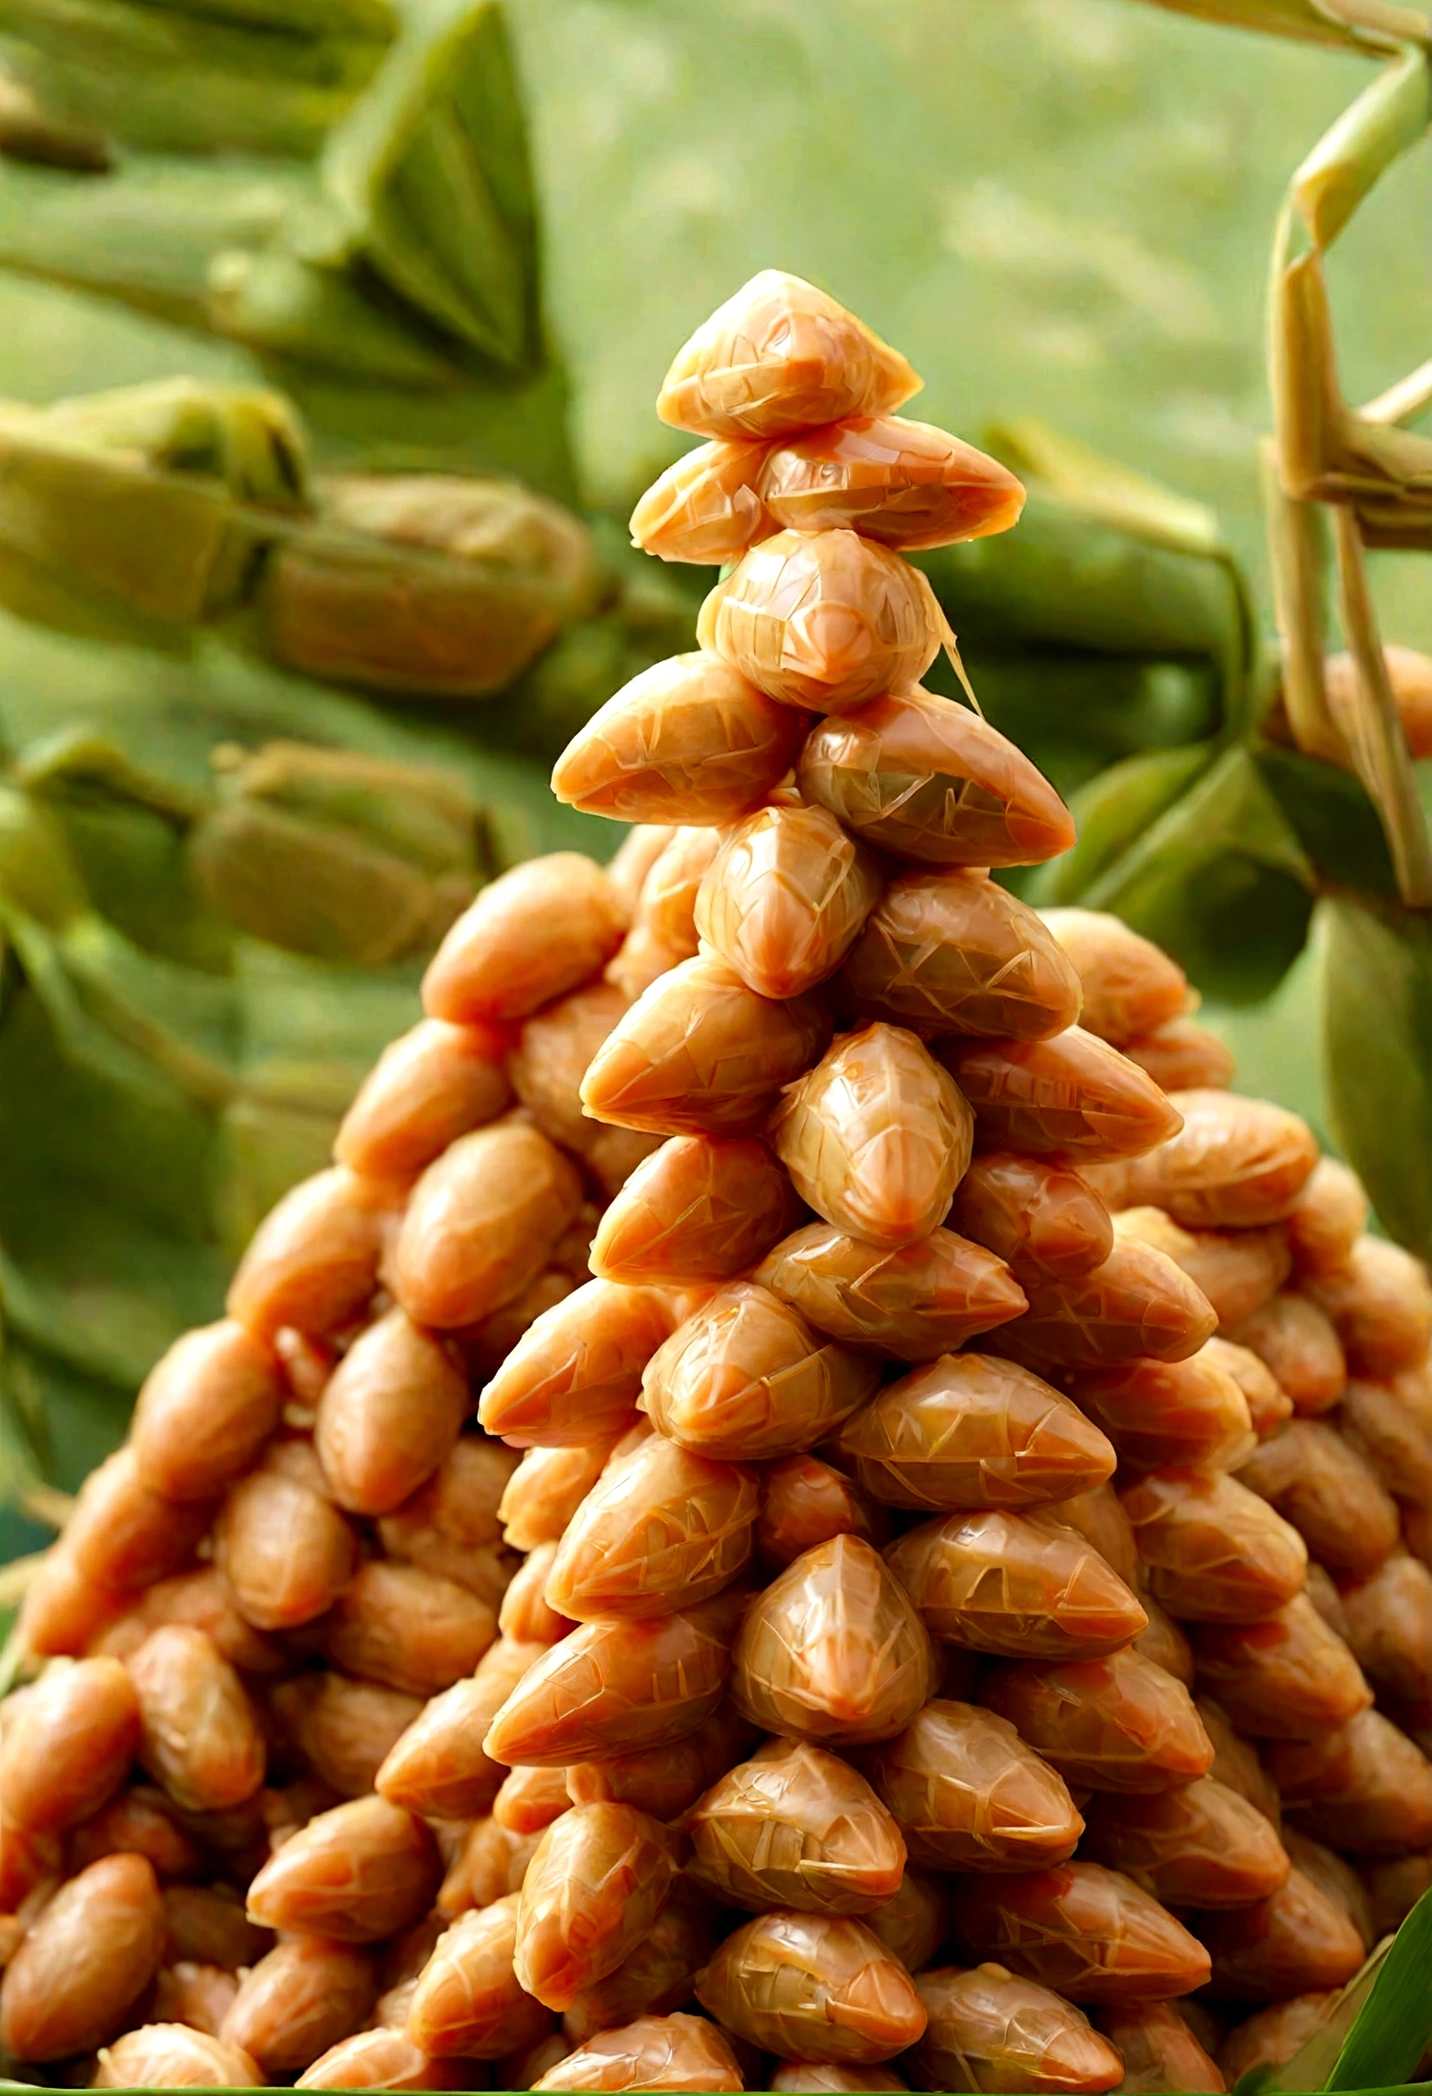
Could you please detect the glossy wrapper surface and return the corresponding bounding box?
[478,1280,674,1448]
[696,1909,928,2064]
[657,270,921,439]
[797,686,1073,869]
[643,1280,879,1460]
[699,527,945,713]
[591,1135,802,1283]
[484,1599,737,1767]
[245,1797,439,1944]
[531,2009,744,2089]
[552,653,806,824]
[955,1863,1211,2003]
[981,1648,1213,1793]
[950,1154,1114,1281]
[544,1431,757,1618]
[863,1698,1083,1872]
[1067,1354,1255,1475]
[908,1963,1125,2093]
[756,1223,1027,1361]
[731,1533,936,1745]
[1190,1592,1375,1743]
[1080,1776,1291,1907]
[945,1030,1182,1159]
[1196,1868,1368,2001]
[1038,912,1189,1048]
[769,1024,973,1248]
[405,1897,551,2059]
[696,803,884,998]
[514,1802,678,2012]
[688,1738,905,1914]
[885,1509,1148,1657]
[630,441,773,564]
[581,952,831,1137]
[0,1854,167,2062]
[846,872,1082,1041]
[392,1120,584,1331]
[334,1018,512,1181]
[421,854,624,1024]
[760,416,1025,549]
[1121,1469,1308,1623]
[837,1353,1115,1512]
[1119,1091,1320,1228]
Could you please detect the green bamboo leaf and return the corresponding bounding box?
[1322,892,1432,1261]
[3,1338,136,1496]
[1026,742,1218,905]
[990,416,1225,556]
[1255,742,1400,894]
[1078,744,1316,1003]
[0,155,303,326]
[206,243,459,388]
[0,779,90,928]
[0,973,216,1244]
[1331,504,1432,906]
[916,490,1255,742]
[321,0,536,369]
[0,0,381,92]
[144,0,395,41]
[1323,1885,1432,2089]
[1260,440,1342,763]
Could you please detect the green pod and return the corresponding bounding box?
[253,471,596,699]
[42,375,310,507]
[947,655,1219,803]
[187,739,491,963]
[0,404,271,626]
[916,488,1251,676]
[1322,893,1432,1264]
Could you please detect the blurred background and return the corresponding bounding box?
[0,0,1426,1572]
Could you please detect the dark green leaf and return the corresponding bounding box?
[1027,741,1217,905]
[1326,1883,1432,2089]
[1076,745,1315,1003]
[1256,744,1400,896]
[322,0,537,369]
[1322,893,1432,1264]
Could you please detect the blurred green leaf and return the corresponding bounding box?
[1256,742,1403,894]
[1325,1884,1432,2089]
[1323,892,1432,1261]
[321,0,537,369]
[1028,741,1218,903]
[1076,744,1316,1002]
